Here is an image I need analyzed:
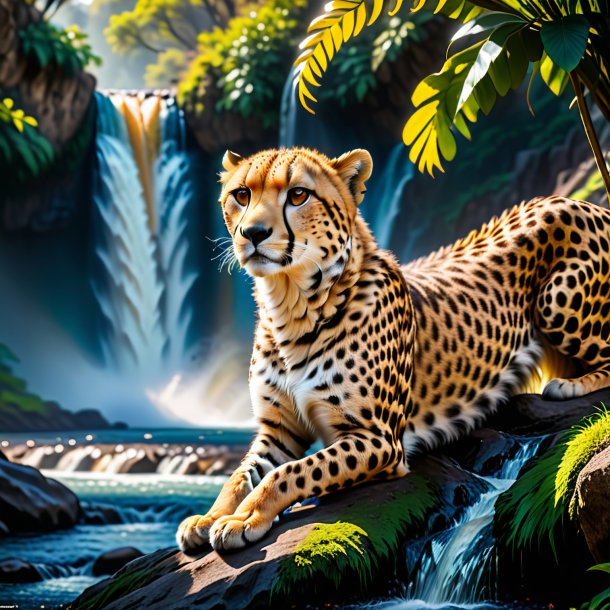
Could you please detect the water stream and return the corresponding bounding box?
[362,438,542,609]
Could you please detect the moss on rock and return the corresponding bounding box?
[272,474,435,600]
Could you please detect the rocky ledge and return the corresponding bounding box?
[70,388,610,610]
[0,451,80,535]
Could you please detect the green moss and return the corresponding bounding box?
[75,568,156,610]
[495,408,610,560]
[272,474,435,600]
[562,408,610,517]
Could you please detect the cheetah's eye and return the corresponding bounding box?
[233,187,250,206]
[287,187,310,207]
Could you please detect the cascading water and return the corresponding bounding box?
[278,73,415,253]
[367,437,542,609]
[92,91,197,383]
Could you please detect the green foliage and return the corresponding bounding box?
[495,408,610,560]
[145,47,188,87]
[179,0,309,128]
[19,23,102,75]
[294,0,405,113]
[318,11,435,107]
[563,408,610,517]
[574,564,610,610]
[0,345,50,417]
[0,96,55,185]
[104,0,241,55]
[272,474,435,599]
[295,0,610,187]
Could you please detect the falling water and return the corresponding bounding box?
[364,143,414,251]
[407,438,542,605]
[92,92,197,382]
[277,73,415,251]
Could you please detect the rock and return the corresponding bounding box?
[573,445,610,562]
[489,388,610,436]
[0,558,42,584]
[0,399,119,432]
[70,391,610,609]
[70,454,492,610]
[0,0,95,149]
[92,547,144,577]
[81,502,124,526]
[0,457,80,534]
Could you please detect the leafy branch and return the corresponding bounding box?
[294,0,405,113]
[19,23,102,75]
[295,0,610,203]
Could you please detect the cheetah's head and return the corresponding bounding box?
[219,147,373,278]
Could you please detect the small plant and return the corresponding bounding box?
[495,407,610,559]
[573,564,610,610]
[19,22,102,75]
[0,96,55,185]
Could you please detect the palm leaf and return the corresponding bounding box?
[403,21,527,175]
[294,0,404,114]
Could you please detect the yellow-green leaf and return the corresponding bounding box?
[540,52,570,95]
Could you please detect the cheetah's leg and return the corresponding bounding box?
[177,421,312,551]
[208,430,406,551]
[537,264,610,400]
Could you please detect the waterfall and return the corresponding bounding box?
[406,438,542,606]
[364,143,414,251]
[92,91,197,383]
[6,441,244,475]
[277,74,415,254]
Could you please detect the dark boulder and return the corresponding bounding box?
[0,457,80,534]
[0,558,43,583]
[573,445,610,563]
[92,547,144,577]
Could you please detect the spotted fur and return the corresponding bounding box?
[177,147,610,552]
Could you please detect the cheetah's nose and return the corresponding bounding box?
[241,224,273,246]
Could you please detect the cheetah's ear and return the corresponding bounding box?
[329,149,373,205]
[222,150,243,172]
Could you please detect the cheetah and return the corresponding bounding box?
[177,147,610,552]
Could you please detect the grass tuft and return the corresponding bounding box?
[495,407,610,560]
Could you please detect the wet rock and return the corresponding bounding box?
[71,453,492,610]
[444,428,523,476]
[573,445,610,563]
[488,388,610,436]
[81,502,124,526]
[0,558,42,584]
[0,457,80,534]
[92,547,144,577]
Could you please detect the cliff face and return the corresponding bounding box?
[0,0,95,149]
[0,0,96,230]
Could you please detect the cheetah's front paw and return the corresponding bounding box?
[176,514,215,552]
[209,511,273,551]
